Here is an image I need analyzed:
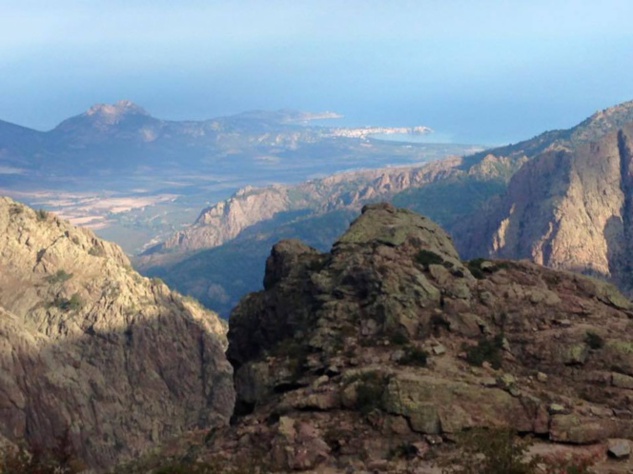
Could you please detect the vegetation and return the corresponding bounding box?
[388,442,419,460]
[415,249,445,269]
[442,428,536,474]
[442,428,597,474]
[467,258,512,279]
[88,246,106,257]
[36,209,49,221]
[0,430,86,474]
[9,205,23,216]
[46,269,73,284]
[389,330,409,346]
[467,258,487,279]
[392,177,507,229]
[52,293,83,312]
[585,331,605,350]
[355,371,388,415]
[398,346,429,367]
[465,334,504,369]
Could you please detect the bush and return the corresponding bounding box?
[467,258,486,279]
[52,293,83,312]
[9,205,23,216]
[88,246,106,257]
[46,270,73,284]
[442,427,599,474]
[585,331,604,350]
[465,334,504,369]
[398,346,429,367]
[389,330,409,346]
[0,429,86,474]
[442,428,537,474]
[415,249,445,269]
[36,209,49,221]
[355,371,388,415]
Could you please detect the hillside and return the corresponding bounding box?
[459,109,633,297]
[0,197,234,469]
[126,203,633,473]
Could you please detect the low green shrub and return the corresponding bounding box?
[585,331,604,350]
[415,249,445,269]
[355,371,388,415]
[46,270,73,284]
[465,334,504,369]
[52,293,83,312]
[441,428,537,474]
[398,346,429,367]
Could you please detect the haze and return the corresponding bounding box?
[2,0,633,144]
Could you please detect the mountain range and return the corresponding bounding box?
[140,100,633,316]
[5,94,633,469]
[0,100,477,253]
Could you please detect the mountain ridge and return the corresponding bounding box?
[0,196,234,469]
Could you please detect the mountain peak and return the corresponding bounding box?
[85,100,149,119]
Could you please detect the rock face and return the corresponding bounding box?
[148,159,465,257]
[461,121,633,297]
[0,197,234,469]
[176,203,633,473]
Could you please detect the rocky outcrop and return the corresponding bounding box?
[0,197,234,469]
[460,122,633,297]
[167,203,633,473]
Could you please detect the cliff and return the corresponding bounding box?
[460,122,633,297]
[0,197,234,469]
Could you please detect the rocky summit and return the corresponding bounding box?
[177,202,633,473]
[0,197,234,469]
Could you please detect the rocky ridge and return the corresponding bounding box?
[460,121,633,297]
[0,197,234,469]
[149,203,633,473]
[148,159,463,257]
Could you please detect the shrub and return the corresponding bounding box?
[36,209,49,221]
[355,371,388,415]
[442,428,599,474]
[585,331,604,350]
[467,258,487,279]
[389,329,409,346]
[539,447,599,474]
[415,249,445,269]
[388,442,419,460]
[465,334,504,369]
[9,205,23,216]
[46,270,73,284]
[442,428,537,474]
[88,246,106,257]
[53,293,83,312]
[0,429,86,474]
[398,346,429,367]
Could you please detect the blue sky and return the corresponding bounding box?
[1,0,633,143]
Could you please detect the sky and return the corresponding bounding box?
[1,0,633,144]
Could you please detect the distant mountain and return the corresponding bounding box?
[0,100,439,177]
[0,196,233,469]
[0,100,470,253]
[140,99,633,316]
[459,102,633,297]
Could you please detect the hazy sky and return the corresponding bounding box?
[2,0,633,143]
